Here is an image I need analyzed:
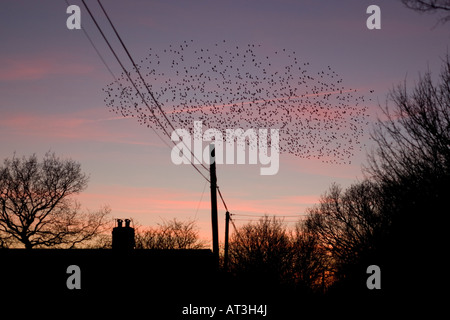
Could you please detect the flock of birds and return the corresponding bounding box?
[103,40,372,164]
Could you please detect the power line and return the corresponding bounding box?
[67,0,115,81]
[230,218,300,223]
[231,213,305,218]
[81,0,232,218]
[80,0,210,182]
[66,0,172,151]
[194,179,208,220]
[96,0,210,174]
[229,217,245,243]
[216,186,229,212]
[80,0,167,136]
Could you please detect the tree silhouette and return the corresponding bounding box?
[366,55,450,234]
[228,216,292,283]
[367,55,450,188]
[227,215,332,296]
[134,218,205,249]
[401,0,450,24]
[304,181,387,289]
[296,54,450,301]
[0,152,109,249]
[291,221,331,293]
[364,54,450,295]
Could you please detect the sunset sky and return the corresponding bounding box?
[1,0,448,245]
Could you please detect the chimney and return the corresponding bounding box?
[112,218,135,250]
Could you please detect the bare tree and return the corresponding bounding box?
[304,181,387,283]
[367,55,450,187]
[228,216,294,284]
[401,0,450,24]
[0,152,109,249]
[291,222,331,293]
[134,218,205,249]
[364,55,450,295]
[228,215,332,294]
[365,55,450,249]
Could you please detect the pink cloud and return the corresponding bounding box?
[282,154,365,180]
[0,55,94,81]
[78,184,209,219]
[77,184,319,242]
[224,194,318,216]
[79,184,317,222]
[0,109,162,147]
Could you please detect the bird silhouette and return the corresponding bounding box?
[103,41,373,164]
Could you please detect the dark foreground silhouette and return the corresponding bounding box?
[0,248,424,319]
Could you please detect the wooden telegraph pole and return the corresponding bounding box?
[224,211,230,271]
[209,144,219,266]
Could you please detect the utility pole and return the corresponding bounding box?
[224,211,230,271]
[209,144,219,266]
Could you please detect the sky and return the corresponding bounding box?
[1,0,449,246]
